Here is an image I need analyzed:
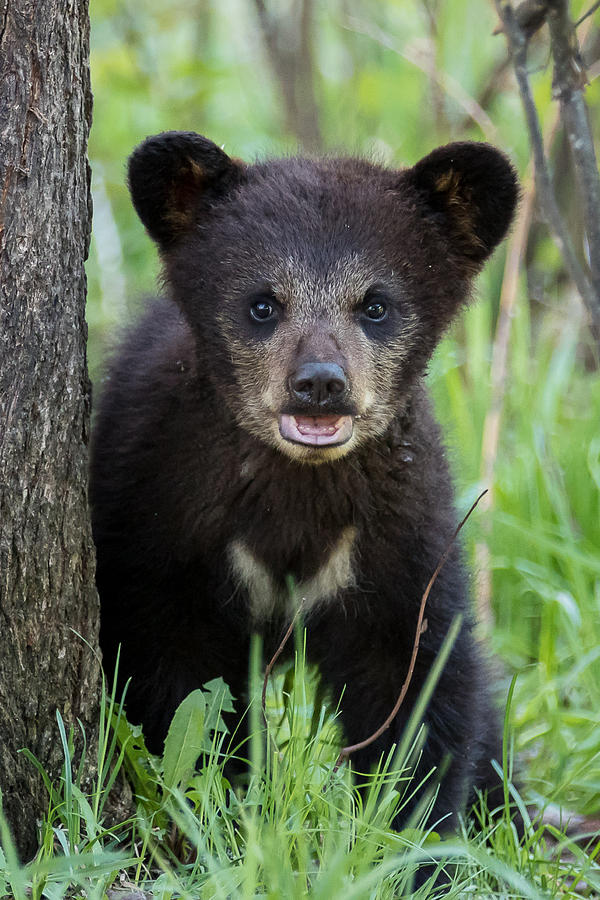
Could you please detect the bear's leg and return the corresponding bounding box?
[311,622,497,891]
[309,616,495,831]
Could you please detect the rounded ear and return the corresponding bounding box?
[404,142,519,269]
[128,131,245,248]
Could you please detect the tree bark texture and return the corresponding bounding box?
[0,0,100,859]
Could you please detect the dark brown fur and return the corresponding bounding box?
[90,132,518,836]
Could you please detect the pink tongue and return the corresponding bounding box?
[279,414,353,447]
[294,415,341,436]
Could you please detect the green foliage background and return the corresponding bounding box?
[87,0,600,818]
[86,0,535,373]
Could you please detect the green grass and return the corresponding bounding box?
[1,607,599,897]
[431,294,600,820]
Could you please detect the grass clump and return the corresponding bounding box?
[1,630,599,898]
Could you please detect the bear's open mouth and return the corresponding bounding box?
[279,414,354,447]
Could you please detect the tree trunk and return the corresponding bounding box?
[0,0,100,860]
[252,0,322,151]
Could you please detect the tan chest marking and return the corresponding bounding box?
[229,526,357,620]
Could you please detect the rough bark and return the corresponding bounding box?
[0,0,100,860]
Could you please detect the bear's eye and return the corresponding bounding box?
[250,300,275,322]
[362,297,388,321]
[250,299,275,321]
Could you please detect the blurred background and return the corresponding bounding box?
[87,0,600,816]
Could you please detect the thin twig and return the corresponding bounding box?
[494,0,600,347]
[261,603,304,727]
[332,489,488,773]
[345,16,498,142]
[575,0,600,27]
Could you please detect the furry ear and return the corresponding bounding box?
[128,131,244,248]
[405,142,519,269]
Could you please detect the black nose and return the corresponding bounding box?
[289,362,347,405]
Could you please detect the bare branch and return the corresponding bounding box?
[494,0,550,39]
[478,10,600,624]
[547,0,600,326]
[332,490,488,772]
[494,0,600,347]
[575,0,600,27]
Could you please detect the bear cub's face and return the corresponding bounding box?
[128,132,517,463]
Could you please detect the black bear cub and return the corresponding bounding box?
[91,132,517,830]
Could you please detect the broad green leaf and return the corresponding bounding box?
[203,676,235,735]
[162,689,206,789]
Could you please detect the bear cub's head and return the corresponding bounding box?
[128,132,517,463]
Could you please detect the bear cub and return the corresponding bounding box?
[90,132,518,830]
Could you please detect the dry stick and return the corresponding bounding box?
[332,489,488,774]
[476,168,538,629]
[494,0,600,347]
[261,603,304,727]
